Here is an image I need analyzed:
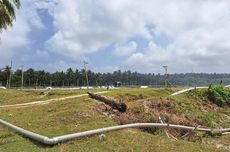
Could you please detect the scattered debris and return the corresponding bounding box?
[98,134,106,141]
[95,97,204,140]
[142,99,200,137]
[158,116,177,140]
[47,108,56,112]
[39,92,49,98]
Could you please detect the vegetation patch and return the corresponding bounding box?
[206,85,230,106]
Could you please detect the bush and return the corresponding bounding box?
[206,85,230,106]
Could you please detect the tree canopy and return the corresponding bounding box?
[0,0,20,31]
[1,66,230,88]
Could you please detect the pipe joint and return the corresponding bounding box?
[43,137,54,145]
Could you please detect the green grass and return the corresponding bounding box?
[0,88,229,152]
[0,89,104,105]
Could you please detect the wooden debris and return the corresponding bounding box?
[87,92,127,112]
[159,116,178,140]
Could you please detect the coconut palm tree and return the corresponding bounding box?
[0,0,20,31]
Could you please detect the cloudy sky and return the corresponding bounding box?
[0,0,230,73]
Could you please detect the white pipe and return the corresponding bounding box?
[171,86,209,96]
[171,85,230,96]
[0,119,229,145]
[0,119,49,143]
[222,132,230,135]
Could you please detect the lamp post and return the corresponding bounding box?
[21,65,24,89]
[162,66,168,88]
[9,60,12,88]
[83,61,89,89]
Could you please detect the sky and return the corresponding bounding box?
[0,0,230,74]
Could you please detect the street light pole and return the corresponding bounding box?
[83,61,89,89]
[9,60,12,89]
[21,65,24,89]
[163,66,168,88]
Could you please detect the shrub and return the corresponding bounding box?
[206,85,230,106]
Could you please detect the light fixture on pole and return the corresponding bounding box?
[83,60,89,89]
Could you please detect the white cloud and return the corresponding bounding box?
[0,0,46,64]
[114,41,137,56]
[93,65,119,73]
[0,15,30,63]
[45,0,150,58]
[125,41,174,71]
[45,60,76,72]
[1,0,230,72]
[123,0,230,72]
[44,0,230,72]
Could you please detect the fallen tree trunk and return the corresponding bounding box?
[87,92,127,112]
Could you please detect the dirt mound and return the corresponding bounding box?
[115,93,145,102]
[143,98,201,137]
[92,92,230,149]
[144,98,176,114]
[116,110,144,124]
[143,99,198,125]
[94,97,205,138]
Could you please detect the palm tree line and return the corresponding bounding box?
[1,66,230,88]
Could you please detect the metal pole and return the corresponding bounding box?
[9,60,12,88]
[163,66,168,88]
[21,65,24,89]
[83,61,89,89]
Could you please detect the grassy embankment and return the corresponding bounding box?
[0,88,229,152]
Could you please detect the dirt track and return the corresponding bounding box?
[0,91,109,109]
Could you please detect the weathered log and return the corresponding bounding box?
[87,92,127,112]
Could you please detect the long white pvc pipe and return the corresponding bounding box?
[0,119,229,145]
[171,86,209,96]
[171,85,230,96]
